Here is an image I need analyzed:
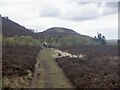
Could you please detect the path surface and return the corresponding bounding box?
[30,48,74,88]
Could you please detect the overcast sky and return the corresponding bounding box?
[0,0,119,39]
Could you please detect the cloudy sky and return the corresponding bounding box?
[0,0,119,39]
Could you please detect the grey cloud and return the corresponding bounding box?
[70,1,97,5]
[77,2,91,5]
[97,2,102,7]
[64,8,99,21]
[97,2,118,15]
[39,6,60,17]
[75,2,117,18]
[71,0,118,9]
[106,2,118,8]
[68,16,96,21]
[63,4,99,21]
[70,0,119,3]
[77,2,118,9]
[39,1,118,22]
[105,2,118,15]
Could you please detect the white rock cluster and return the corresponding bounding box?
[52,48,86,59]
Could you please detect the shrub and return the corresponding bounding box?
[3,35,42,46]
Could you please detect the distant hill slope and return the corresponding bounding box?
[37,27,93,39]
[106,39,118,45]
[2,17,37,38]
[37,27,80,38]
[37,27,96,46]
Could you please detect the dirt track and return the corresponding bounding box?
[29,48,74,88]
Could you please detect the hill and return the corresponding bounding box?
[2,16,96,46]
[37,27,80,38]
[37,27,96,46]
[106,39,118,45]
[2,16,37,38]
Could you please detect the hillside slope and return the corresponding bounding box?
[106,39,118,45]
[37,27,80,38]
[37,27,95,46]
[2,17,37,38]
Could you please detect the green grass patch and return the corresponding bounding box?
[2,35,42,46]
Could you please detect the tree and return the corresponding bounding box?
[94,33,107,45]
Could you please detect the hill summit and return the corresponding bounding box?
[37,27,95,46]
[44,27,80,35]
[37,27,81,39]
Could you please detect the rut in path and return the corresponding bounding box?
[29,48,75,88]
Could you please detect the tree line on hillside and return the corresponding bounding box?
[93,33,107,45]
